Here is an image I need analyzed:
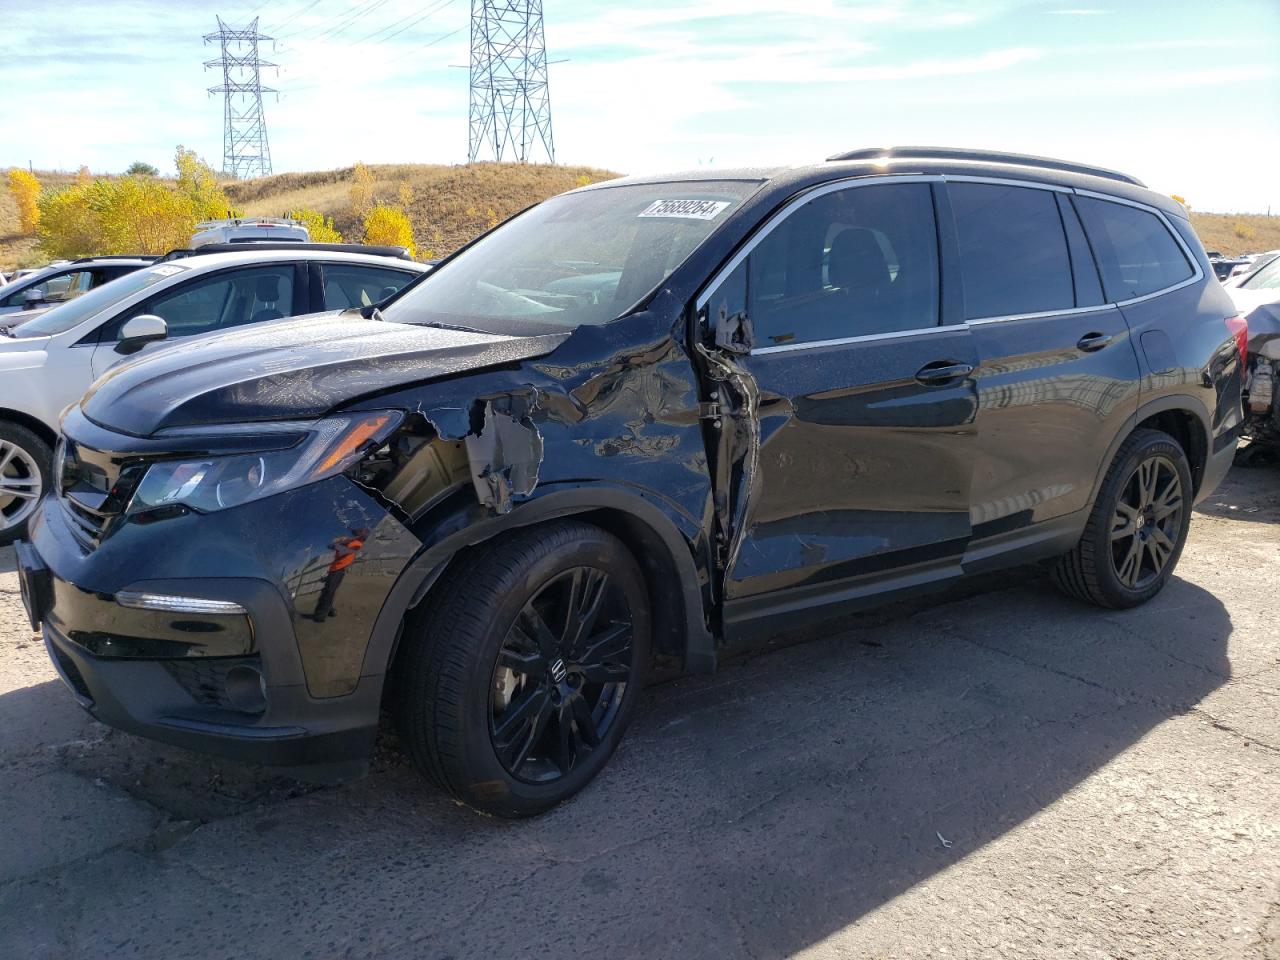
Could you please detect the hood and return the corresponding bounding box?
[81,311,569,436]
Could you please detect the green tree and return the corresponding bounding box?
[126,161,160,176]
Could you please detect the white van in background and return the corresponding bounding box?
[190,217,310,247]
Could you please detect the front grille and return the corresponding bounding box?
[61,497,110,550]
[55,437,143,552]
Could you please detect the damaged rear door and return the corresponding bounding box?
[695,177,980,635]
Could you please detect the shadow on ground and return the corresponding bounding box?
[0,566,1233,958]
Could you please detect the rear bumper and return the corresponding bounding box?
[1197,432,1237,504]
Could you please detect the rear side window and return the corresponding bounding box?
[321,264,416,309]
[1073,196,1193,301]
[949,183,1075,320]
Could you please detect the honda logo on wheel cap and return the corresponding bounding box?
[549,659,567,683]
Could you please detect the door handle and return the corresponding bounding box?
[915,360,974,384]
[1076,332,1113,352]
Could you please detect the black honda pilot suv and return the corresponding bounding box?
[17,147,1246,817]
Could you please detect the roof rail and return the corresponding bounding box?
[158,242,415,262]
[70,254,161,264]
[826,146,1145,187]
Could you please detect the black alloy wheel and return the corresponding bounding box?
[489,566,634,783]
[395,521,650,817]
[1052,428,1194,609]
[1109,455,1183,590]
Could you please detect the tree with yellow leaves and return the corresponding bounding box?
[349,162,376,220]
[7,169,42,234]
[288,208,343,243]
[363,204,416,257]
[37,146,239,258]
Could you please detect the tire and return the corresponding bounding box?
[395,521,651,818]
[0,422,52,546]
[1052,428,1194,609]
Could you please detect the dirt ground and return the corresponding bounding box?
[0,465,1277,959]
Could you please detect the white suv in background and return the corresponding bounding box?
[0,246,428,541]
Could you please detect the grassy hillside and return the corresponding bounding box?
[1185,212,1280,258]
[224,162,619,260]
[3,162,1276,270]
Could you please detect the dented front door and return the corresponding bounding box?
[696,179,980,621]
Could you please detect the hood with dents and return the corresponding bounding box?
[80,311,570,436]
[1229,287,1280,356]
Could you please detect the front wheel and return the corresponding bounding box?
[1052,428,1193,609]
[395,521,651,817]
[0,422,51,546]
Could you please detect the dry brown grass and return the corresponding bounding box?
[224,162,619,259]
[4,163,1276,270]
[1187,212,1280,258]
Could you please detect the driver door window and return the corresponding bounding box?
[740,183,940,348]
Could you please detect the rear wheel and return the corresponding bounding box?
[395,521,650,817]
[1052,428,1193,609]
[0,423,51,546]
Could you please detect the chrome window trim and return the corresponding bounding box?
[967,304,1118,326]
[754,323,968,355]
[940,174,1071,193]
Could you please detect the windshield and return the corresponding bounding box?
[383,181,760,335]
[13,263,187,338]
[1241,255,1280,290]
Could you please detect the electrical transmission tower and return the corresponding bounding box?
[203,17,277,179]
[468,1,555,164]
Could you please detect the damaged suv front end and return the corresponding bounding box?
[17,176,759,786]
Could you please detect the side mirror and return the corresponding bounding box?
[115,314,168,355]
[23,287,45,305]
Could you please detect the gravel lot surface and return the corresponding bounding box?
[1,466,1277,959]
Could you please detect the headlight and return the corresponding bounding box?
[127,411,402,515]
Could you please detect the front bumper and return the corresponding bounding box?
[18,472,419,777]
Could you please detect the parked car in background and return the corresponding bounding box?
[1208,252,1252,281]
[15,147,1244,818]
[0,256,158,315]
[1224,250,1280,286]
[1226,255,1280,460]
[0,245,427,542]
[191,217,310,247]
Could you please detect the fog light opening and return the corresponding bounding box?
[225,665,268,715]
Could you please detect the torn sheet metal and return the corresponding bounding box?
[464,393,544,513]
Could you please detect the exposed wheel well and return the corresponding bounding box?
[397,507,702,677]
[1134,408,1207,494]
[0,409,57,450]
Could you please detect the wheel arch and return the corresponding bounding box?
[1089,395,1212,508]
[361,485,718,696]
[0,407,58,450]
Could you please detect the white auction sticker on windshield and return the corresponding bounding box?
[638,199,731,221]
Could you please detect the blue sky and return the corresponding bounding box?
[1,0,1277,212]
